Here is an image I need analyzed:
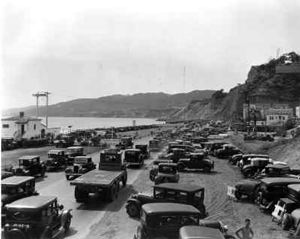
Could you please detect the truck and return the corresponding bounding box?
[70,148,127,203]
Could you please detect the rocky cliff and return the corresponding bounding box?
[171,52,300,121]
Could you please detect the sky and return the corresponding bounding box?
[1,0,300,109]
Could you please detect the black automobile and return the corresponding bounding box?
[177,153,214,173]
[126,183,207,218]
[215,144,242,159]
[4,196,72,239]
[65,156,96,180]
[45,149,67,171]
[13,155,46,177]
[124,149,144,167]
[135,144,150,159]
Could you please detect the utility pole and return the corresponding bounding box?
[183,66,186,121]
[32,91,51,127]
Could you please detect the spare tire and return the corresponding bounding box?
[6,229,26,239]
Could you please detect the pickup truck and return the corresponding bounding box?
[70,148,127,203]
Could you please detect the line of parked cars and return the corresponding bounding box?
[228,151,300,236]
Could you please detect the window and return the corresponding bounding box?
[34,124,36,130]
[2,124,9,128]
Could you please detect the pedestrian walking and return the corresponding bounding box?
[235,218,254,239]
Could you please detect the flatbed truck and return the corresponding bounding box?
[70,148,127,203]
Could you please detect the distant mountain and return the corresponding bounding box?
[2,90,216,118]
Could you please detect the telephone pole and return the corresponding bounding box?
[32,91,51,127]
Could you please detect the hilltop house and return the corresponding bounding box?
[265,108,293,126]
[2,112,59,140]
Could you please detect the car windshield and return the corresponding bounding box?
[19,159,31,166]
[125,151,138,156]
[48,154,58,158]
[66,149,78,154]
[148,214,199,228]
[159,165,176,174]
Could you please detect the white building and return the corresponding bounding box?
[265,108,293,126]
[2,112,60,140]
[296,106,300,118]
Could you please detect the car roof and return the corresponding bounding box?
[2,176,35,185]
[142,203,199,214]
[19,155,39,160]
[153,183,204,192]
[158,163,178,167]
[66,146,83,149]
[261,177,300,185]
[125,149,140,152]
[180,226,225,239]
[243,154,269,158]
[250,157,269,161]
[288,184,300,192]
[74,156,91,159]
[48,149,65,154]
[6,196,56,211]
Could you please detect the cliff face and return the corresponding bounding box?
[173,52,300,121]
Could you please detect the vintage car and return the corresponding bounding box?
[177,153,214,173]
[45,149,67,171]
[237,154,270,168]
[124,149,144,167]
[168,148,190,163]
[215,144,242,159]
[133,203,203,239]
[149,139,160,152]
[271,184,300,228]
[153,163,180,185]
[2,176,38,225]
[255,177,300,211]
[13,155,46,177]
[180,225,235,239]
[65,146,84,165]
[135,144,150,159]
[126,183,207,218]
[241,157,272,178]
[228,153,243,165]
[149,159,173,181]
[54,135,74,148]
[3,196,72,239]
[234,179,261,201]
[253,164,292,180]
[65,156,96,180]
[117,136,133,149]
[207,142,227,156]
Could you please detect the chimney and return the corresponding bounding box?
[19,112,24,118]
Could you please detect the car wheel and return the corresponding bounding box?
[177,164,185,172]
[281,213,292,230]
[66,175,70,180]
[255,191,263,205]
[74,187,88,203]
[149,173,155,181]
[64,214,72,232]
[126,202,140,217]
[122,173,127,187]
[203,166,211,173]
[108,184,117,201]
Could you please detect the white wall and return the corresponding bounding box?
[22,120,46,139]
[1,120,18,138]
[296,106,300,118]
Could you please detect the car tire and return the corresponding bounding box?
[282,213,293,230]
[122,173,127,187]
[75,187,88,203]
[66,175,70,180]
[126,202,140,217]
[203,166,211,173]
[108,184,117,202]
[255,191,263,205]
[177,164,185,172]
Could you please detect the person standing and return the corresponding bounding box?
[235,218,254,239]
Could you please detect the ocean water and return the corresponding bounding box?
[39,117,164,130]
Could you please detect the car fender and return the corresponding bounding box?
[5,228,27,239]
[126,198,141,208]
[60,209,73,226]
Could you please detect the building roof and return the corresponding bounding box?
[142,203,200,214]
[6,196,56,211]
[2,115,41,123]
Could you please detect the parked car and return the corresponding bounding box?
[54,135,74,148]
[272,184,300,228]
[228,153,243,165]
[45,149,67,171]
[177,153,214,173]
[65,156,96,180]
[126,183,207,218]
[117,136,133,149]
[241,157,272,178]
[133,203,203,239]
[2,176,38,225]
[215,144,242,159]
[253,164,292,180]
[237,154,270,168]
[13,155,46,177]
[180,225,235,239]
[65,146,84,165]
[149,159,173,181]
[149,139,160,152]
[124,149,144,167]
[255,177,300,212]
[207,142,227,156]
[153,163,180,185]
[3,196,72,239]
[168,148,190,163]
[135,144,150,159]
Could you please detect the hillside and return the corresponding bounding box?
[3,90,215,118]
[172,52,300,121]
